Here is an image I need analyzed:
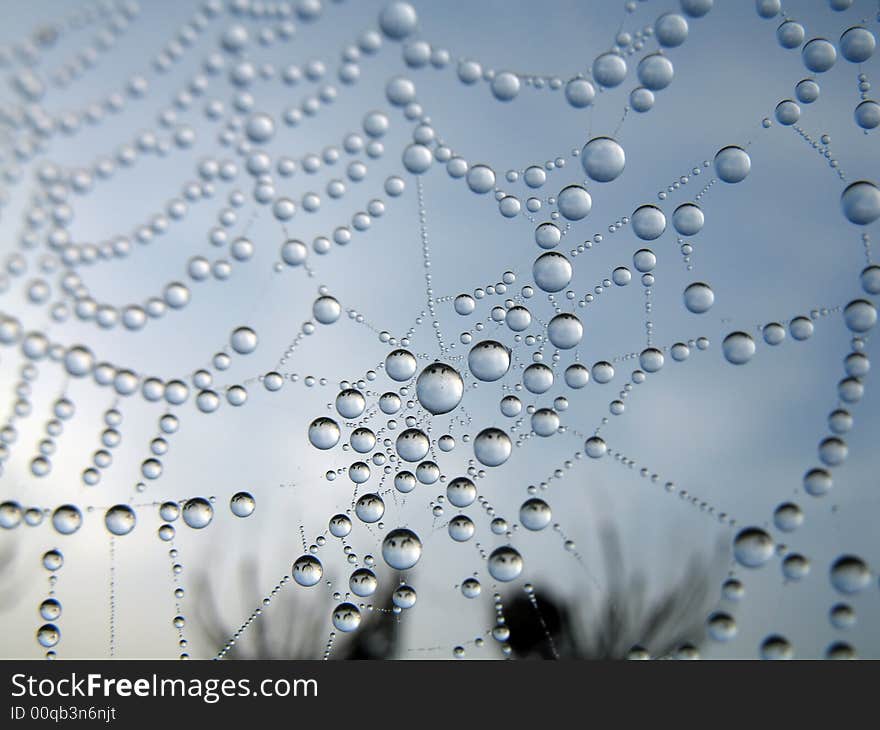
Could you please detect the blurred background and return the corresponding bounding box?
[0,0,878,659]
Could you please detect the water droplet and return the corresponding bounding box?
[840,26,876,64]
[230,492,256,517]
[523,363,554,393]
[385,349,417,381]
[843,299,877,333]
[565,364,590,388]
[773,502,803,532]
[349,568,378,596]
[581,137,625,182]
[355,493,385,523]
[707,611,737,641]
[379,2,418,40]
[592,53,627,88]
[777,21,805,49]
[733,527,774,568]
[313,296,341,324]
[714,145,751,183]
[672,203,704,235]
[842,181,880,225]
[336,389,366,419]
[332,602,361,632]
[802,38,837,73]
[637,53,675,91]
[182,498,213,529]
[396,428,430,462]
[547,313,583,349]
[818,436,848,466]
[584,436,607,458]
[723,331,756,365]
[830,555,870,594]
[466,164,496,194]
[52,505,82,535]
[683,282,714,313]
[461,577,482,598]
[639,347,664,373]
[468,341,511,381]
[591,361,615,384]
[531,408,560,436]
[565,77,595,108]
[394,470,417,493]
[760,635,793,660]
[393,584,417,609]
[855,100,880,131]
[309,417,341,449]
[382,528,422,569]
[655,13,689,47]
[104,505,136,536]
[0,501,22,529]
[37,624,60,648]
[329,514,352,538]
[230,326,257,354]
[789,316,813,341]
[293,555,323,586]
[447,477,477,507]
[474,428,512,467]
[533,252,573,292]
[762,322,786,345]
[557,185,592,220]
[520,498,552,530]
[487,546,523,582]
[491,71,521,101]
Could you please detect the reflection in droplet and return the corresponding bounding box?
[332,602,361,632]
[293,555,323,587]
[714,145,751,183]
[683,282,714,314]
[520,498,552,530]
[474,428,512,467]
[723,332,756,365]
[487,546,523,582]
[230,492,256,518]
[841,181,880,225]
[309,417,341,449]
[468,341,510,382]
[182,498,213,529]
[733,527,774,568]
[830,555,870,594]
[416,363,463,414]
[355,493,385,523]
[382,528,422,569]
[581,137,625,182]
[105,505,136,536]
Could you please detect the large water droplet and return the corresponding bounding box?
[182,498,213,529]
[841,181,880,225]
[473,428,512,466]
[468,341,511,382]
[416,363,463,414]
[733,527,774,568]
[105,505,136,536]
[581,137,625,182]
[487,546,523,581]
[723,331,756,365]
[293,555,323,586]
[382,528,422,569]
[714,145,751,183]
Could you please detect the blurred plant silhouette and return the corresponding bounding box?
[193,524,724,660]
[0,539,18,613]
[501,524,726,660]
[193,557,401,659]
